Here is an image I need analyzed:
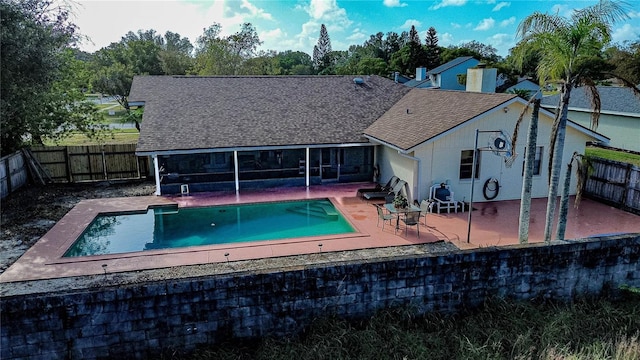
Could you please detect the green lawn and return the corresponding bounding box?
[586,146,640,167]
[44,129,139,146]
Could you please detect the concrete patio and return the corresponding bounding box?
[1,182,637,283]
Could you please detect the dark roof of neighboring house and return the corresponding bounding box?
[364,89,517,150]
[541,86,640,115]
[129,75,411,153]
[427,56,477,75]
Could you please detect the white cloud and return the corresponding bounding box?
[500,16,515,27]
[399,19,422,30]
[439,32,454,46]
[240,0,273,21]
[383,0,408,8]
[291,0,353,53]
[628,10,640,19]
[492,2,510,12]
[430,0,467,11]
[73,1,241,52]
[260,28,284,43]
[474,18,495,31]
[612,23,640,44]
[486,33,514,56]
[450,22,462,29]
[347,28,369,42]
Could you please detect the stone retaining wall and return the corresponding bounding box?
[2,234,639,359]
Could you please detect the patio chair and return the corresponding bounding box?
[357,176,399,198]
[429,183,458,213]
[401,211,421,238]
[375,204,394,230]
[419,200,431,225]
[362,179,406,201]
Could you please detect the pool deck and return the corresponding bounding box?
[1,182,638,283]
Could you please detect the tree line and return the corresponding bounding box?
[1,0,638,156]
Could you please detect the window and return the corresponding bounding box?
[459,150,480,179]
[522,146,543,176]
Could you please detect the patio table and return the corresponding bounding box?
[384,203,421,231]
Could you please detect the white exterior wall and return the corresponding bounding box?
[567,110,639,152]
[376,146,417,201]
[411,103,595,203]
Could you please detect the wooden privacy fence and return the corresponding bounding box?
[30,144,149,183]
[0,151,29,199]
[584,157,640,214]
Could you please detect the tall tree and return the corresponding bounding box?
[509,93,541,244]
[0,0,103,154]
[605,40,640,84]
[424,27,440,70]
[313,24,332,72]
[514,0,629,242]
[390,25,427,76]
[159,31,193,75]
[194,22,261,75]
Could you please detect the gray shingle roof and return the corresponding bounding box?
[129,75,411,153]
[364,89,517,150]
[426,56,476,75]
[541,86,640,115]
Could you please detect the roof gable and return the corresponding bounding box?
[427,56,478,75]
[364,89,517,150]
[130,75,411,153]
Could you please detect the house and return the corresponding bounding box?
[129,75,411,195]
[130,74,607,201]
[402,57,480,90]
[504,79,541,98]
[541,86,640,151]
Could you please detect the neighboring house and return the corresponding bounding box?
[541,86,640,151]
[403,56,480,90]
[129,75,411,195]
[504,79,541,98]
[392,72,411,84]
[130,74,606,201]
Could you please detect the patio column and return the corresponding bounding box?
[233,150,239,192]
[152,154,161,196]
[305,147,310,187]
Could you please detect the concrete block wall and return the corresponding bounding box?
[2,234,639,359]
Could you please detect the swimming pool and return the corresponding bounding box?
[64,198,355,257]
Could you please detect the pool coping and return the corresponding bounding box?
[48,197,369,264]
[0,191,438,283]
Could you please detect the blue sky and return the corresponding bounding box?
[73,0,640,57]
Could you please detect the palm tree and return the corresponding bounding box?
[510,94,541,244]
[514,0,629,243]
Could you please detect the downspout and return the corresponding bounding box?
[397,151,421,202]
[152,154,161,196]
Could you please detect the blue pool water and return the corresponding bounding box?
[63,199,355,257]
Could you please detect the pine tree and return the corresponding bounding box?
[425,27,440,70]
[313,24,332,72]
[409,25,420,44]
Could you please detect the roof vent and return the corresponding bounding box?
[353,77,364,84]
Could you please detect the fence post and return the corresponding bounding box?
[102,146,108,180]
[622,163,632,210]
[65,147,73,183]
[4,155,12,194]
